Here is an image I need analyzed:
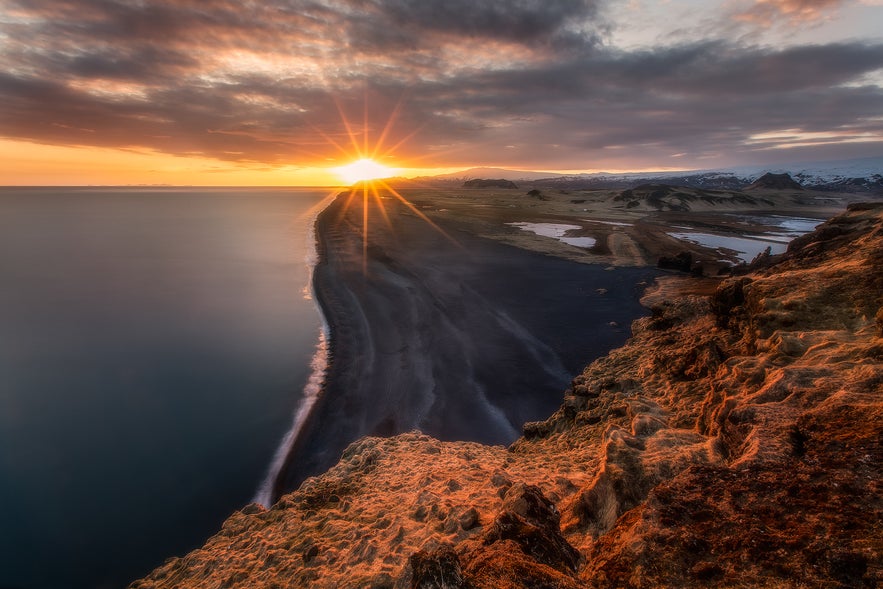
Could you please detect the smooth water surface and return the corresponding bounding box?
[0,187,331,589]
[508,222,597,248]
[669,214,823,263]
[668,231,788,262]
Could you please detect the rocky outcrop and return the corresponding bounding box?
[657,250,691,271]
[463,178,518,189]
[409,544,468,589]
[133,204,883,588]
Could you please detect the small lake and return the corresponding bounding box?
[508,222,597,248]
[668,214,823,263]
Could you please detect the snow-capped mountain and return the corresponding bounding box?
[424,156,883,193]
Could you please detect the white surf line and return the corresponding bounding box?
[252,326,328,508]
[252,200,332,508]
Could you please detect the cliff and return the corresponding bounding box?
[132,204,883,589]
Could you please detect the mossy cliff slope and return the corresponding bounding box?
[133,204,883,589]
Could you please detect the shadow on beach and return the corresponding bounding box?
[274,192,661,497]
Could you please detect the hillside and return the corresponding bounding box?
[132,204,883,589]
[612,184,773,211]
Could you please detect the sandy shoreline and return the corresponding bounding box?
[273,190,661,498]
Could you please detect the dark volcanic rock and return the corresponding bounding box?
[710,276,751,327]
[409,543,470,589]
[657,251,693,272]
[746,172,803,190]
[480,483,580,574]
[459,484,583,588]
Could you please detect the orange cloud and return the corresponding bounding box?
[733,0,845,25]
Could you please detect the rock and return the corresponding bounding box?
[458,508,480,531]
[522,420,552,440]
[710,276,751,327]
[408,543,470,589]
[658,251,693,272]
[481,483,580,573]
[239,503,265,515]
[462,179,517,189]
[490,472,513,498]
[303,544,319,563]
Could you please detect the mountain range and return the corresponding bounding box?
[413,156,883,193]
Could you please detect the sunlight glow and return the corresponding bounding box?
[319,98,461,274]
[334,158,394,185]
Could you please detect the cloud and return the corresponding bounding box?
[0,0,881,171]
[732,0,846,25]
[359,0,602,49]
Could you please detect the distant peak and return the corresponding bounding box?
[745,172,803,191]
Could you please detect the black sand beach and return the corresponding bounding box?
[274,191,660,497]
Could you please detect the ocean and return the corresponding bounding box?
[0,187,333,589]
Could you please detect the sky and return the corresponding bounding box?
[1,0,882,185]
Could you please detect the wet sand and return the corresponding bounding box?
[274,191,660,496]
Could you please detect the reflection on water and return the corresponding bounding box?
[508,222,597,248]
[669,232,787,262]
[0,187,329,589]
[668,213,822,263]
[726,214,822,234]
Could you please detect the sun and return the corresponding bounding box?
[334,158,394,185]
[316,96,458,274]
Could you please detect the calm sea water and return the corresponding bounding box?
[0,187,332,589]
